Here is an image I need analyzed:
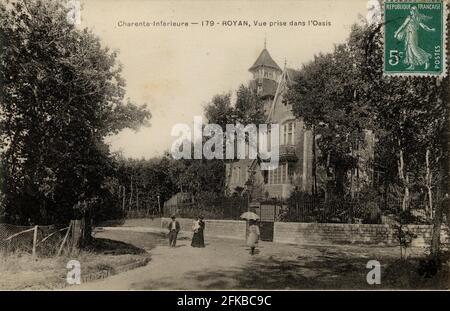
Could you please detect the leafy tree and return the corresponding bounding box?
[286,20,448,212]
[205,85,266,128]
[234,84,266,125]
[286,43,371,196]
[116,151,226,217]
[0,0,151,224]
[351,22,448,214]
[204,93,233,129]
[115,155,178,216]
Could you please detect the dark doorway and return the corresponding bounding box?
[259,221,274,241]
[258,203,276,241]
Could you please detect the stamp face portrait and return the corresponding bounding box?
[384,1,447,76]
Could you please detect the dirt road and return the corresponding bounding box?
[68,229,428,290]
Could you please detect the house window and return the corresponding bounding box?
[263,171,268,184]
[273,166,281,184]
[232,166,240,183]
[288,165,294,183]
[282,121,295,145]
[268,163,293,184]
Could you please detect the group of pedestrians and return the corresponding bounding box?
[167,215,261,255]
[167,215,205,248]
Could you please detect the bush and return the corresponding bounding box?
[383,258,449,289]
[417,257,441,278]
[362,202,381,224]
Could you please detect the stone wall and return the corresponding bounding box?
[274,222,449,247]
[121,218,449,247]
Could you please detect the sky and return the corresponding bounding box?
[79,0,368,159]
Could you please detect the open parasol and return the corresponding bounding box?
[240,211,260,220]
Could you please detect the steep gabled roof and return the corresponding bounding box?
[265,67,299,123]
[249,49,282,72]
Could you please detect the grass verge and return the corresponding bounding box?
[0,237,150,290]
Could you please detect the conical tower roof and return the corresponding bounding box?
[248,48,282,72]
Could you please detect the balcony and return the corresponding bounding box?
[264,183,295,199]
[279,144,298,162]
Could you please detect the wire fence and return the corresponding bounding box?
[0,223,70,257]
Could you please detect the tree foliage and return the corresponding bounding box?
[286,40,372,195]
[205,84,266,127]
[286,21,448,209]
[0,0,151,224]
[115,152,225,215]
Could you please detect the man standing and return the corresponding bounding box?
[168,215,180,247]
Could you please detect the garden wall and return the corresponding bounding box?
[122,218,449,247]
[273,223,449,247]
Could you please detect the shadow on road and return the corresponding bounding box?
[184,247,448,290]
[92,231,449,290]
[95,231,168,252]
[184,249,374,289]
[85,237,147,255]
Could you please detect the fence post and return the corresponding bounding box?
[32,225,38,257]
[71,219,82,254]
[157,195,161,217]
[350,201,354,224]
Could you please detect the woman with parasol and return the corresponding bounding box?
[241,211,260,255]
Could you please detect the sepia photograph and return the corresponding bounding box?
[0,0,449,296]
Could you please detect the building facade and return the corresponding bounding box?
[225,47,375,200]
[225,47,315,199]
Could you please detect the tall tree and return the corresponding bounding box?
[204,85,266,128]
[286,43,371,197]
[0,0,151,224]
[286,21,448,210]
[204,93,233,128]
[351,22,448,214]
[234,84,266,125]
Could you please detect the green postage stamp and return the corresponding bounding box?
[384,0,447,76]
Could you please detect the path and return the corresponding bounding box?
[69,229,425,290]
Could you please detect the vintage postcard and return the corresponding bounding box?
[0,0,449,296]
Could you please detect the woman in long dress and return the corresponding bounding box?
[394,6,435,70]
[246,220,260,255]
[191,216,205,248]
